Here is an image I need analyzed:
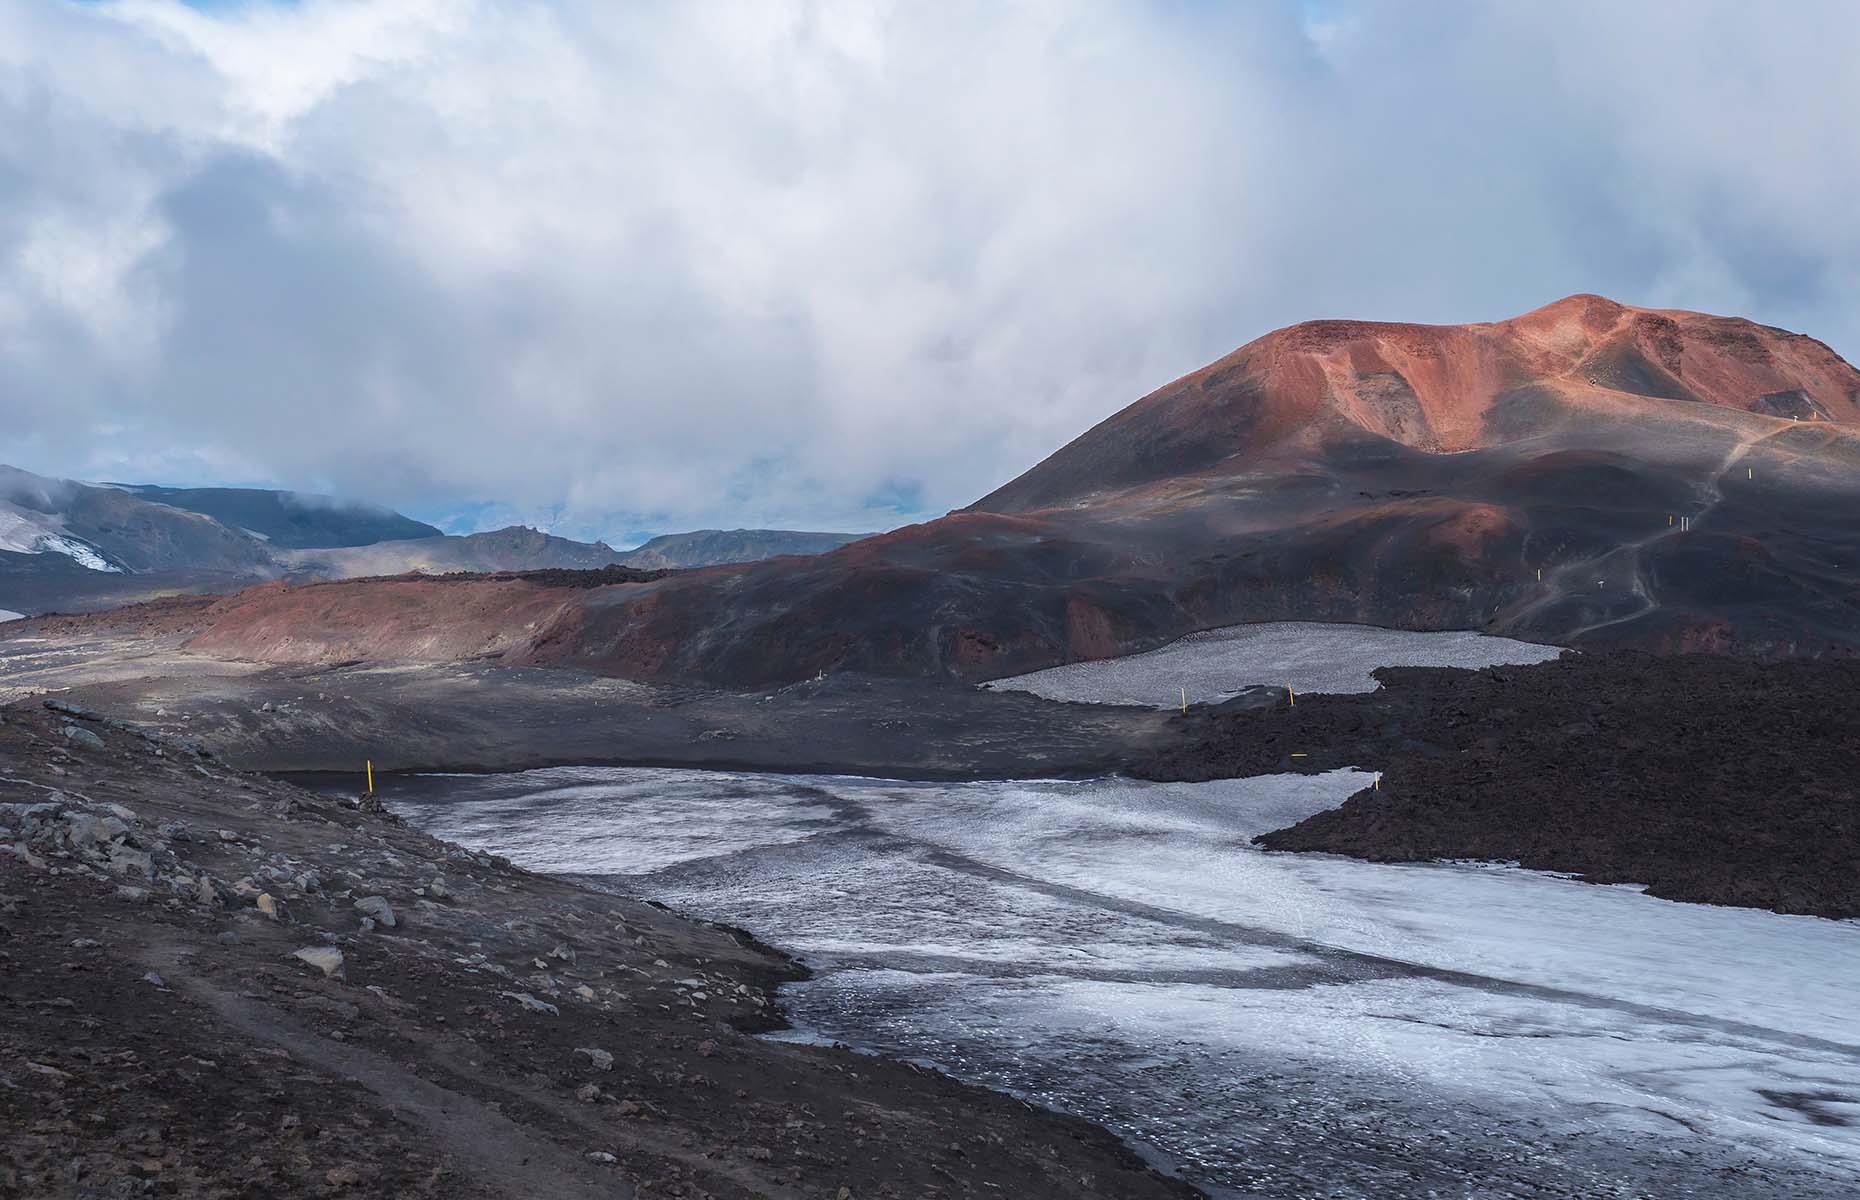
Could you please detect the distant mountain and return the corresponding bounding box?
[1,466,269,575]
[280,526,870,579]
[0,462,873,615]
[0,465,281,614]
[279,526,627,578]
[105,484,442,548]
[615,529,868,570]
[615,293,1852,677]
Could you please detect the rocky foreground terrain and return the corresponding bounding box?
[0,702,1198,1200]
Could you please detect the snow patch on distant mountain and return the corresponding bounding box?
[0,609,23,623]
[34,533,122,572]
[0,504,125,572]
[0,508,47,555]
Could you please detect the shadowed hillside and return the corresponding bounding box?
[105,484,443,548]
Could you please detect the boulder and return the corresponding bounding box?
[1,843,46,870]
[104,845,154,879]
[353,896,396,928]
[499,991,559,1015]
[193,875,236,908]
[292,946,345,978]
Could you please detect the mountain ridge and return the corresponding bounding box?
[17,295,1860,678]
[101,483,445,548]
[0,466,871,615]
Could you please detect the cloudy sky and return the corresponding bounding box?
[2,1,1856,544]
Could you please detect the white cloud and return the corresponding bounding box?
[0,0,1856,541]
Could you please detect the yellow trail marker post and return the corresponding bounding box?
[1180,687,1188,714]
[1374,772,1382,790]
[365,760,374,796]
[1288,686,1295,708]
[1748,467,1753,479]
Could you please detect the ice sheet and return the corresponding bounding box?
[393,767,1860,1198]
[986,620,1566,705]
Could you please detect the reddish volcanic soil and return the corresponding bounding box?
[19,296,1860,685]
[969,293,1860,510]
